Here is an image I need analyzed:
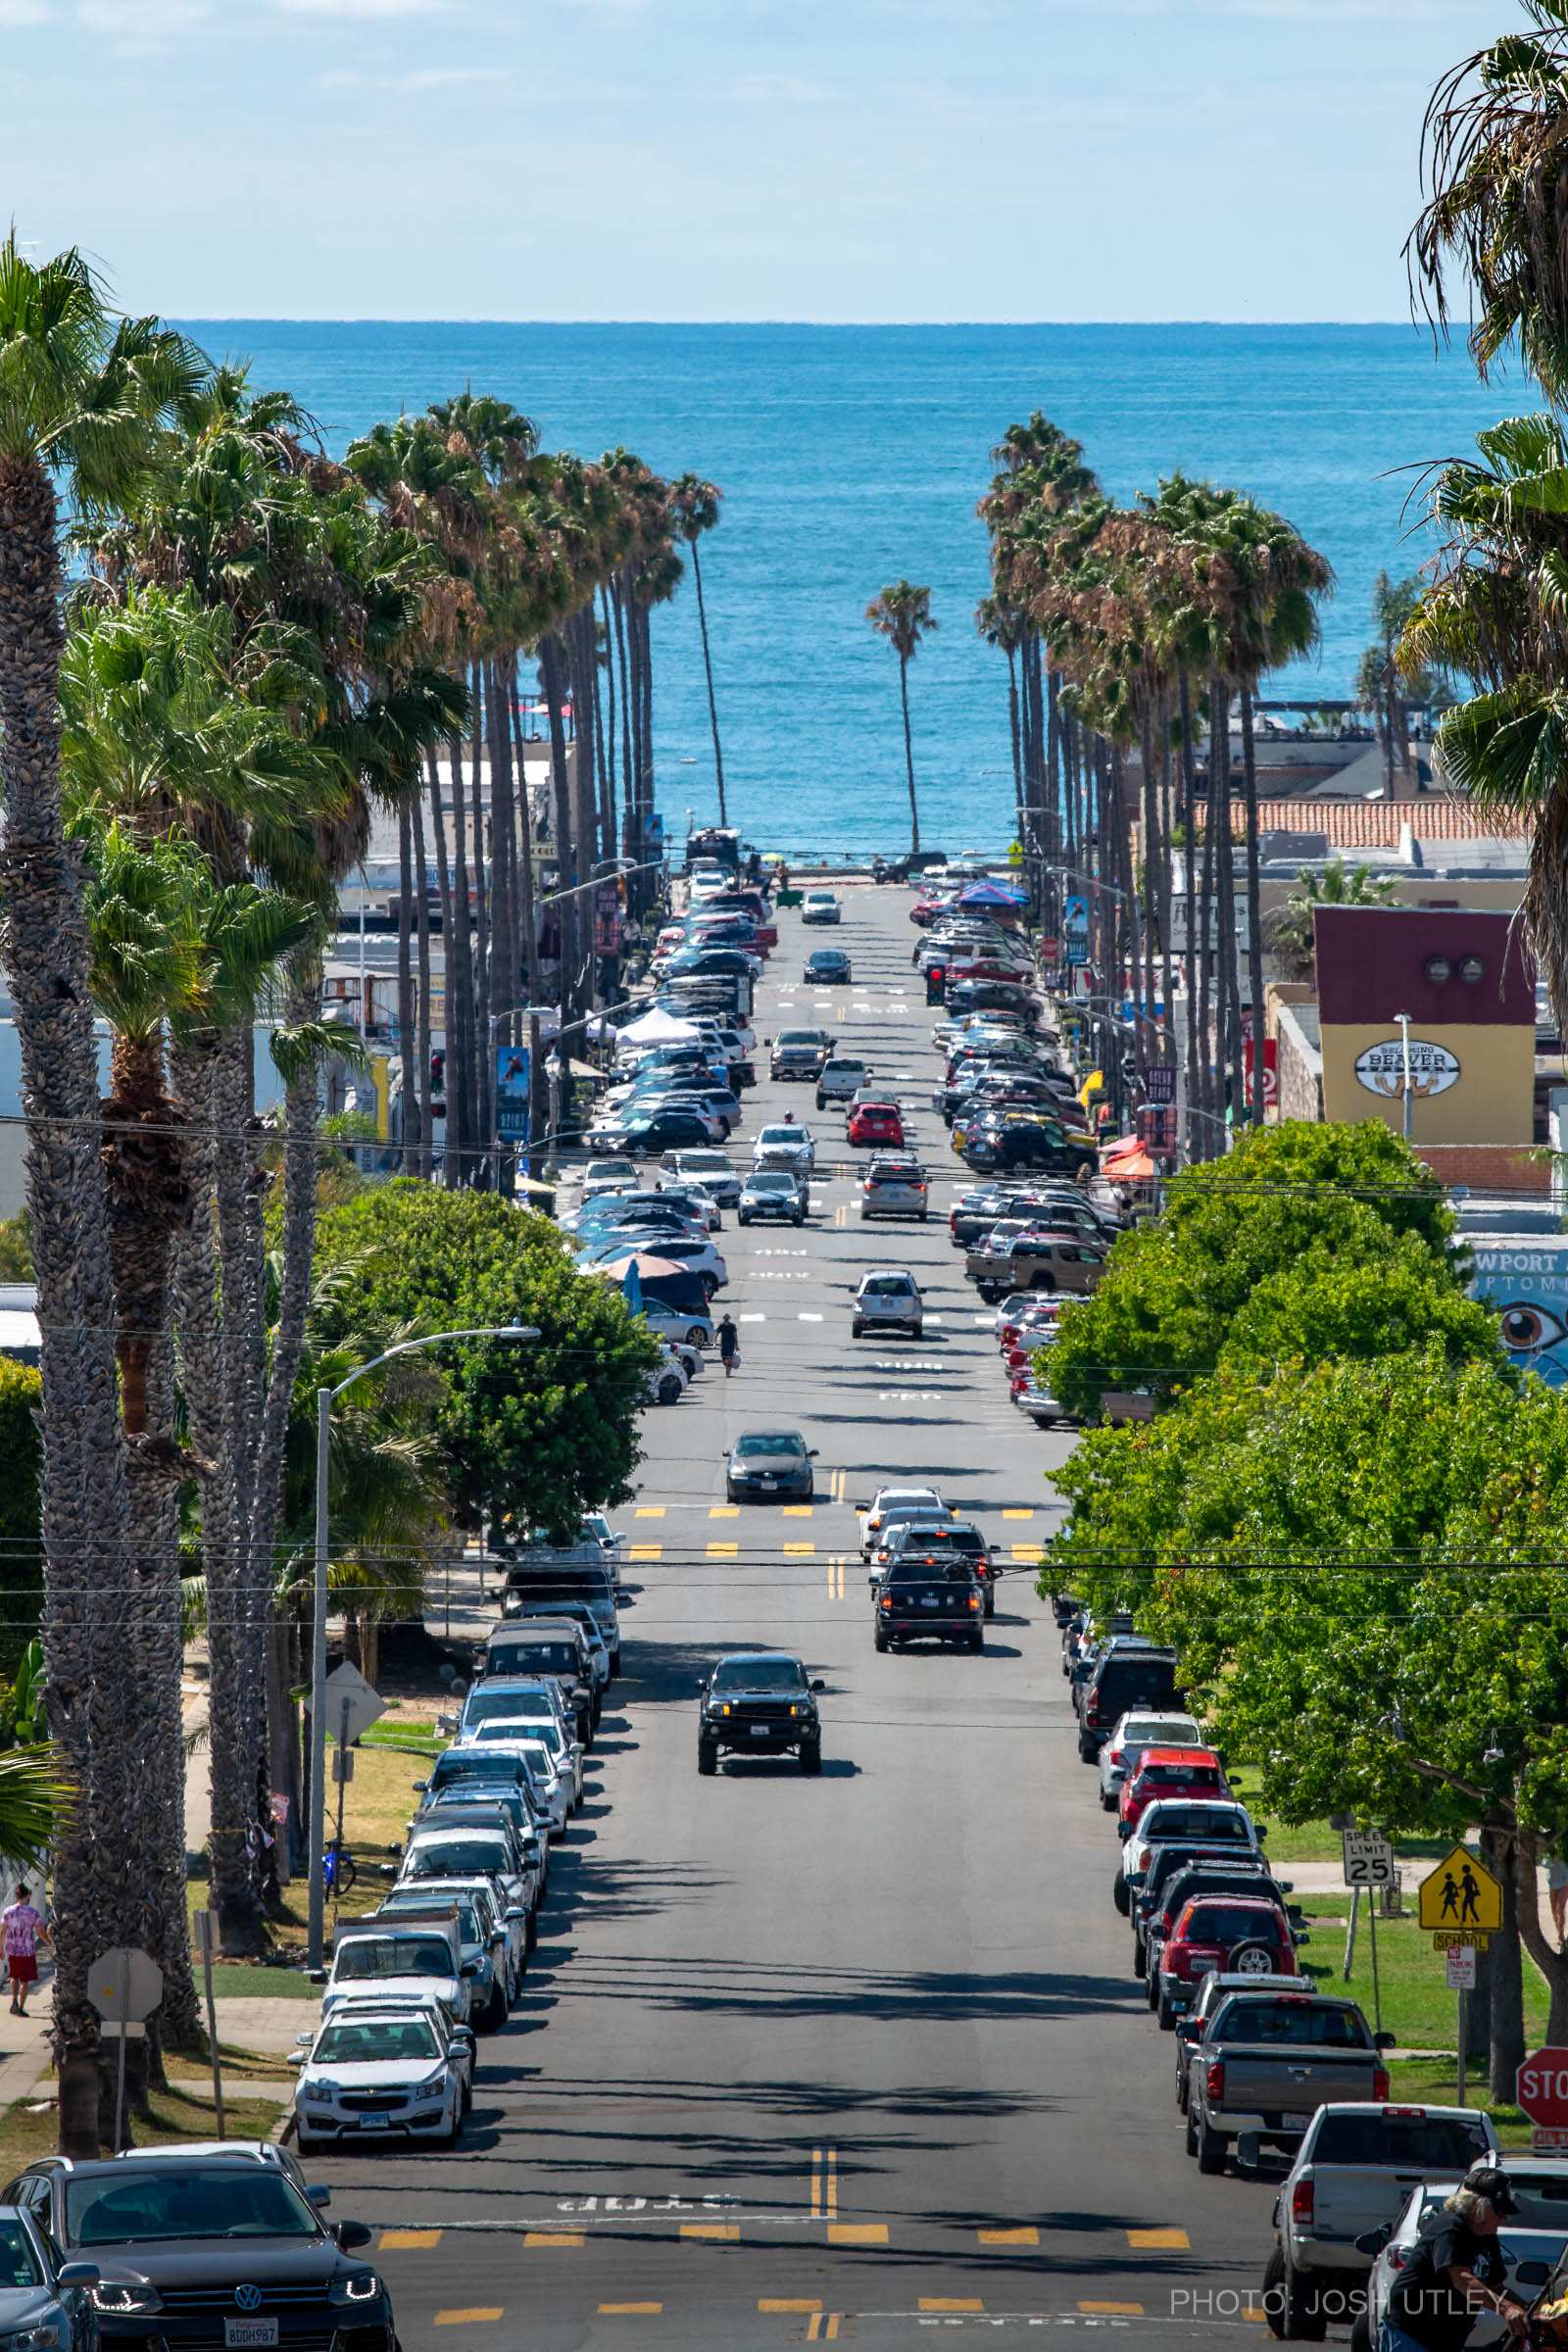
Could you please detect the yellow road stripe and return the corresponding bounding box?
[808,2320,843,2343]
[1128,2227,1190,2250]
[827,2223,887,2246]
[1080,2302,1146,2318]
[680,2223,740,2241]
[523,2231,584,2248]
[1002,1508,1034,1521]
[707,1542,739,1558]
[826,2145,838,2220]
[978,2227,1040,2245]
[710,1504,740,1519]
[435,2311,503,2327]
[1010,1544,1044,1563]
[379,2230,441,2249]
[633,1505,665,1518]
[782,1504,814,1518]
[834,1204,846,1229]
[760,2299,822,2314]
[628,1544,662,1562]
[783,1542,815,1556]
[599,2304,662,2316]
[921,2300,983,2314]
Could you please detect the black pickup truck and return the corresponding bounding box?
[872,1555,986,1652]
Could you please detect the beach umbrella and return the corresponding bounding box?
[589,1250,688,1281]
[1101,1146,1156,1179]
[619,1006,703,1047]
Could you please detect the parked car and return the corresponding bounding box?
[1264,2103,1497,2340]
[974,1234,1107,1302]
[1118,1745,1231,1838]
[292,2002,472,2152]
[697,1651,826,1774]
[1156,1892,1301,2027]
[1360,2168,1568,2352]
[1117,1793,1262,1911]
[852,1268,923,1339]
[1080,1643,1183,1764]
[1180,1985,1387,2168]
[582,1156,639,1199]
[0,2207,98,2352]
[1143,1857,1297,1995]
[662,1149,742,1205]
[725,1429,818,1502]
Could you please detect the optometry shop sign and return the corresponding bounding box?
[1354,1038,1462,1100]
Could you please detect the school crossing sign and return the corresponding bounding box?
[1418,1843,1504,1950]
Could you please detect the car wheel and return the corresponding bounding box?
[1348,2312,1372,2352]
[1079,1732,1098,1765]
[294,2129,319,2155]
[1030,1273,1056,1293]
[800,1740,822,1776]
[911,1323,923,1340]
[852,1319,863,1337]
[698,1739,718,1776]
[1100,1788,1116,1812]
[1176,2065,1189,2113]
[1196,2118,1228,2177]
[983,1589,995,1619]
[1146,1971,1160,2011]
[1112,1872,1130,1915]
[873,1625,889,1652]
[968,1628,984,1652]
[794,1212,805,1226]
[657,1376,683,1406]
[1276,2254,1325,2341]
[1130,1933,1147,1979]
[1156,1986,1178,2031]
[1184,2103,1200,2160]
[686,1326,707,1346]
[738,1212,751,1226]
[484,1984,508,2033]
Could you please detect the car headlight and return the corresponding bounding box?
[328,2272,383,2308]
[91,2282,162,2315]
[0,2321,68,2351]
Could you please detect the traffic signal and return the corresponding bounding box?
[429,1050,446,1117]
[925,964,947,1005]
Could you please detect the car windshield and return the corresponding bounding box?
[712,1658,806,1694]
[465,1690,554,1725]
[67,2167,320,2246]
[406,1838,510,1876]
[489,1643,579,1675]
[735,1433,805,1456]
[778,1032,825,1047]
[0,2224,40,2289]
[466,1720,557,1753]
[681,1154,730,1173]
[1122,1718,1200,1746]
[1215,1998,1369,2047]
[1311,2115,1491,2169]
[760,1128,805,1145]
[335,1936,453,1979]
[1146,1806,1248,1842]
[311,2018,443,2067]
[1183,1905,1284,1942]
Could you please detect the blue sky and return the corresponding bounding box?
[10,0,1506,319]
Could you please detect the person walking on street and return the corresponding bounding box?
[717,1313,740,1378]
[2,1886,48,2018]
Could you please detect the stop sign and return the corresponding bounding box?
[1516,2048,1568,2128]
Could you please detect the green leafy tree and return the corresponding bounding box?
[311,1185,659,1537]
[0,1361,43,1680]
[0,1216,31,1281]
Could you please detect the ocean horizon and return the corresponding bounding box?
[172,320,1526,858]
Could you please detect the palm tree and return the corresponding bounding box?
[0,235,206,2147]
[1266,858,1401,983]
[1355,572,1427,793]
[1408,3,1568,405]
[865,582,937,852]
[669,474,727,825]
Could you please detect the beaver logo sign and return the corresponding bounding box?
[1354,1038,1461,1101]
[1418,1843,1503,1946]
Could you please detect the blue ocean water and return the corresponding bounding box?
[176,321,1522,857]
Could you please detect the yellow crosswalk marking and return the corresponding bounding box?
[628,1544,662,1562]
[783,1543,814,1556]
[1128,2227,1190,2250]
[1002,1508,1034,1521]
[707,1542,739,1558]
[807,2319,843,2343]
[709,1504,739,1519]
[921,2300,983,2313]
[680,2223,740,2241]
[523,2231,584,2248]
[633,1505,665,1518]
[760,2301,821,2314]
[1080,2302,1146,2318]
[827,2224,887,2246]
[379,2230,440,2250]
[599,2304,662,2316]
[782,1504,814,1518]
[435,2311,503,2326]
[978,2227,1039,2245]
[1010,1544,1044,1563]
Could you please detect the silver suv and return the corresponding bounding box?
[852,1269,923,1340]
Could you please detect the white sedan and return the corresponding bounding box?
[753,1123,816,1172]
[1097,1709,1203,1812]
[292,2003,472,2153]
[856,1484,947,1561]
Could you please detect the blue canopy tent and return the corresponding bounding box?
[957,879,1027,908]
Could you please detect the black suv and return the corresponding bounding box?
[1078,1642,1181,1760]
[698,1652,825,1775]
[4,2153,393,2350]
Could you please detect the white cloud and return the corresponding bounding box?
[315,61,492,87]
[76,0,209,26]
[274,0,449,14]
[0,0,49,24]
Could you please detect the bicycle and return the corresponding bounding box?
[321,1841,359,1896]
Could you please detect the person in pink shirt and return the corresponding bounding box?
[2,1887,48,2017]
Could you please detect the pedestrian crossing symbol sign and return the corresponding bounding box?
[1419,1845,1503,1937]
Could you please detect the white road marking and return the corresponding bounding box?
[798,1311,824,1322]
[739,1312,766,1323]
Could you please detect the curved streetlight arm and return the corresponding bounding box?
[307,1320,540,1964]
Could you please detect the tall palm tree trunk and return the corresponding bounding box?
[541,634,577,1039]
[1240,683,1268,1126]
[411,799,434,1183]
[689,536,726,825]
[1179,673,1200,1163]
[898,655,920,854]
[469,670,492,1176]
[634,596,656,916]
[599,589,619,869]
[1138,700,1160,1062]
[509,680,549,1166]
[612,577,635,873]
[1209,675,1239,1140]
[424,750,462,1188]
[396,802,419,1176]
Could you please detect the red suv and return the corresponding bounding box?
[1118,1746,1229,1837]
[1157,1895,1297,2023]
[848,1102,906,1149]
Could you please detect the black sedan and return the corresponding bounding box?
[725,1429,817,1501]
[697,1651,826,1774]
[3,2153,394,2351]
[804,949,852,985]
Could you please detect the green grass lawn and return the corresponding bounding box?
[1298,1893,1552,2051]
[1224,1768,1455,1869]
[0,2087,286,2169]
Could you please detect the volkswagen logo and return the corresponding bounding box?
[234,2285,264,2313]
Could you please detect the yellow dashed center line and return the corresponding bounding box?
[628,1544,662,1562]
[783,1542,815,1556]
[921,2299,983,2314]
[435,2311,503,2327]
[782,1503,814,1518]
[760,2299,822,2314]
[1009,1544,1044,1563]
[680,2222,741,2241]
[1080,2301,1146,2318]
[599,2303,662,2316]
[379,2230,441,2250]
[1002,1507,1035,1521]
[827,2223,887,2246]
[978,2226,1040,2245]
[710,1504,740,1519]
[1128,2226,1190,2250]
[633,1505,665,1518]
[707,1542,739,1558]
[523,2231,584,2248]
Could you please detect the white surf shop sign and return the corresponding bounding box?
[1354,1038,1462,1102]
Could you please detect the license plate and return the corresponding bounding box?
[224,2323,278,2349]
[920,1596,938,1607]
[749,1724,769,1739]
[357,2112,391,2131]
[759,1477,777,1489]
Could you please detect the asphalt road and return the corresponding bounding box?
[320,886,1284,2350]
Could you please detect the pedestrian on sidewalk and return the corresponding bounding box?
[2,1886,48,2018]
[717,1313,740,1378]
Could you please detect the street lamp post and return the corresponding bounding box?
[1395,1009,1414,1142]
[306,1322,541,1966]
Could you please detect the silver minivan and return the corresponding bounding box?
[851,1269,924,1340]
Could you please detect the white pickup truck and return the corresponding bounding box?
[1264,2101,1498,2339]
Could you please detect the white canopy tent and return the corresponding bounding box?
[617,1006,703,1048]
